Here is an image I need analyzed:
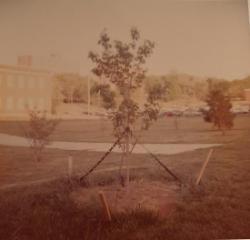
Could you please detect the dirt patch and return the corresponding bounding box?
[71,180,181,218]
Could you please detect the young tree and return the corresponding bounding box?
[89,28,164,185]
[25,110,60,161]
[202,89,234,135]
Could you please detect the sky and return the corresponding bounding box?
[0,0,250,80]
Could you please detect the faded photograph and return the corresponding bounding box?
[0,0,250,239]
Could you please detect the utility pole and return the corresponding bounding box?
[87,76,91,115]
[98,75,103,109]
[248,0,250,25]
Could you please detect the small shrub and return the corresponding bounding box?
[25,110,60,161]
[202,90,234,135]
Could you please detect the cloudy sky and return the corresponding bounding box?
[0,0,250,79]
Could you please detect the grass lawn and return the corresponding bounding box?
[0,116,250,239]
[0,115,249,143]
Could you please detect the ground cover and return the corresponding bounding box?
[0,116,250,239]
[0,115,249,143]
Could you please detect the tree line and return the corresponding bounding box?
[52,72,250,108]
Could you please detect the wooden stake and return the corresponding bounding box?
[98,191,112,221]
[196,149,214,185]
[68,155,73,181]
[125,135,130,188]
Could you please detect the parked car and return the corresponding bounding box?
[183,110,201,117]
[172,110,183,117]
[163,111,174,117]
[231,106,249,115]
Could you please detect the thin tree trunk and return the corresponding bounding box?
[119,143,125,186]
[221,127,226,135]
[174,116,179,130]
[124,80,131,189]
[125,132,130,188]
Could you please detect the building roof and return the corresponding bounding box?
[0,64,51,74]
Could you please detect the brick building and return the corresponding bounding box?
[0,64,52,119]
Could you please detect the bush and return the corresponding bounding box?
[203,90,234,135]
[25,110,60,161]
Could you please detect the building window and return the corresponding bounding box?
[6,96,14,111]
[13,75,18,87]
[38,98,45,110]
[38,78,44,89]
[18,75,25,88]
[7,75,14,88]
[27,77,32,89]
[0,73,6,86]
[25,77,33,89]
[17,98,25,111]
[28,98,34,109]
[0,74,2,86]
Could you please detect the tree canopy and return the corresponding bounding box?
[89,28,163,138]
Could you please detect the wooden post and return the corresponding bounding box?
[119,143,125,185]
[196,149,214,185]
[125,133,130,188]
[68,155,73,181]
[98,191,112,221]
[174,115,178,130]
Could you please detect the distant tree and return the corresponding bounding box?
[25,110,60,161]
[228,76,250,99]
[91,83,116,109]
[202,89,234,135]
[207,78,230,93]
[194,81,208,101]
[161,74,181,100]
[144,79,168,103]
[51,77,63,114]
[89,27,164,186]
[54,73,88,104]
